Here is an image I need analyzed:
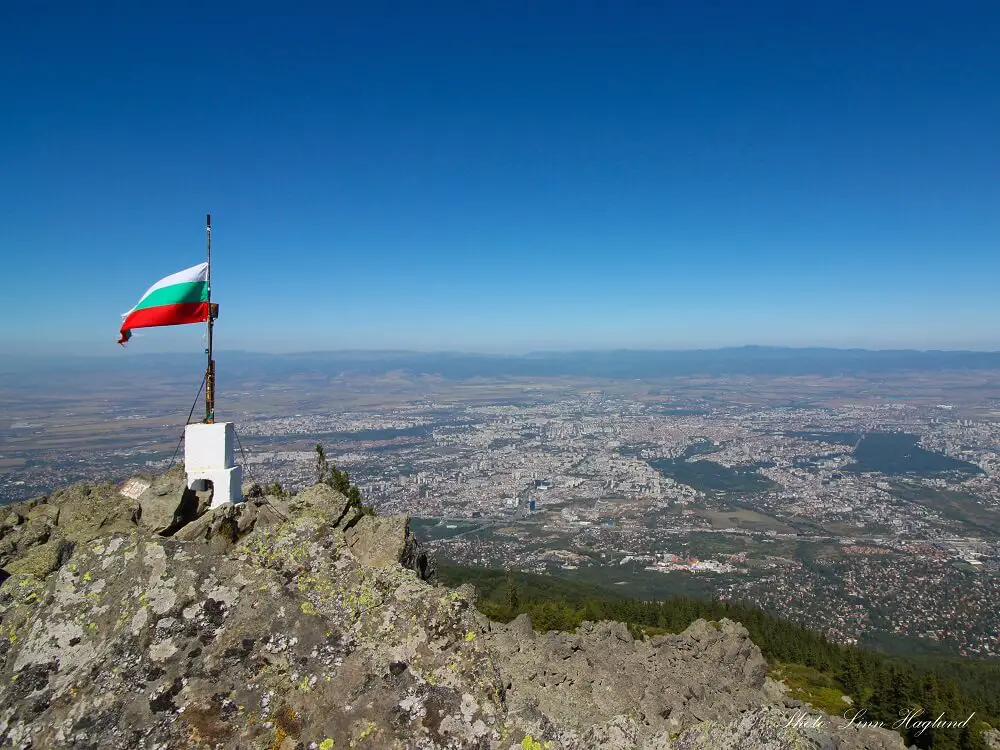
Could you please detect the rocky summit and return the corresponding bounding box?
[0,470,905,749]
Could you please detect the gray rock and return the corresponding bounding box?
[345,514,409,566]
[341,510,433,581]
[136,465,199,535]
[509,612,536,641]
[484,615,829,747]
[0,500,502,749]
[400,519,436,581]
[26,503,59,525]
[0,469,913,750]
[173,501,241,548]
[286,481,353,523]
[3,539,73,579]
[0,482,137,569]
[173,499,286,552]
[49,482,137,541]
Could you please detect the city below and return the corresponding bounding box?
[2,350,999,663]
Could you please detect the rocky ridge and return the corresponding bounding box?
[0,469,906,749]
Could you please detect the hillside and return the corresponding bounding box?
[0,469,976,749]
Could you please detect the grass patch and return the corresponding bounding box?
[770,662,851,716]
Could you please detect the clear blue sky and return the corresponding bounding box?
[2,1,999,355]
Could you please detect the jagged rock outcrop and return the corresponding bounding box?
[487,616,772,735]
[346,514,435,580]
[485,616,903,749]
[0,471,906,749]
[0,481,138,575]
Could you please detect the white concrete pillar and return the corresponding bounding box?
[184,422,243,507]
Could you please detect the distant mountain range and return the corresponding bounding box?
[6,346,1000,380]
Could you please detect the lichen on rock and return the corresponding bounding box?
[0,471,906,749]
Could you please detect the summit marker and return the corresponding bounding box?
[117,214,240,506]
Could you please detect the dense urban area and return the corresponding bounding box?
[3,367,999,662]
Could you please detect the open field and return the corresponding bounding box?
[698,507,795,533]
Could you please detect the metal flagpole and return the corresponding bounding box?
[205,213,215,423]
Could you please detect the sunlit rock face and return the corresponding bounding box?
[0,472,903,750]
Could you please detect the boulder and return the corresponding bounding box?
[4,539,73,579]
[173,499,285,552]
[136,465,199,535]
[0,511,22,532]
[285,482,353,524]
[173,502,242,551]
[0,515,51,568]
[48,483,137,542]
[345,514,408,567]
[400,523,435,581]
[26,504,59,525]
[343,514,435,580]
[487,615,778,742]
[0,481,137,570]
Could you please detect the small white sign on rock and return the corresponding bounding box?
[119,477,151,501]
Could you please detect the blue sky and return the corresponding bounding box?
[2,1,999,354]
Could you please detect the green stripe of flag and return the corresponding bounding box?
[133,280,208,311]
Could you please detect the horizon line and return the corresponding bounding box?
[8,344,1000,359]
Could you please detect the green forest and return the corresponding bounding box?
[438,564,999,750]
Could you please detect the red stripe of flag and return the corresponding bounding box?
[119,302,209,345]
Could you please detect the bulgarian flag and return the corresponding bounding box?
[119,263,209,345]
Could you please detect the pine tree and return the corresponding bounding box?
[958,725,987,750]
